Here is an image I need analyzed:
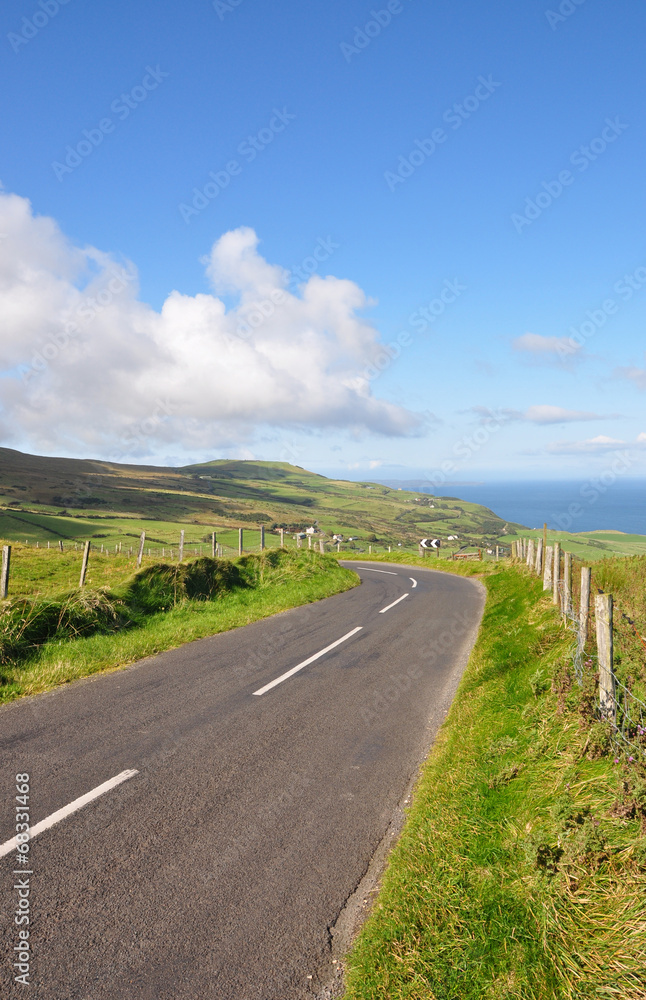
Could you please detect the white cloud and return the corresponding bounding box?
[523,405,613,424]
[512,332,582,357]
[0,194,419,458]
[546,434,646,455]
[614,364,646,390]
[471,404,613,425]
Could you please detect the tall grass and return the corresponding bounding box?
[342,566,646,999]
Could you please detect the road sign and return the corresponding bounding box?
[420,538,441,549]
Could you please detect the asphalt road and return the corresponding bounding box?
[1,562,485,999]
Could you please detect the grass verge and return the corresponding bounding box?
[0,549,358,704]
[342,564,646,999]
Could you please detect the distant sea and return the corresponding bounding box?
[377,479,646,535]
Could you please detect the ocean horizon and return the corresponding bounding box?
[377,479,646,536]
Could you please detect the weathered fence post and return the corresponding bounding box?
[552,543,560,605]
[179,530,185,562]
[535,538,543,576]
[319,539,324,554]
[79,541,91,588]
[511,540,517,560]
[137,531,146,569]
[260,525,265,552]
[578,566,591,654]
[297,534,302,549]
[542,523,547,575]
[280,529,285,547]
[1,545,11,599]
[307,534,312,550]
[542,544,553,591]
[562,551,572,616]
[59,540,64,552]
[212,532,216,558]
[527,538,534,567]
[595,593,616,724]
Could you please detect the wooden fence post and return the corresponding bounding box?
[562,551,572,616]
[552,543,560,605]
[238,528,243,556]
[307,534,312,550]
[535,538,543,576]
[280,529,284,547]
[79,541,91,588]
[578,566,591,654]
[527,538,534,567]
[212,532,216,558]
[1,545,11,599]
[542,523,547,575]
[297,534,302,549]
[595,593,616,724]
[319,539,324,554]
[137,531,146,569]
[178,530,185,562]
[511,540,517,560]
[59,540,64,552]
[542,544,553,591]
[260,525,265,552]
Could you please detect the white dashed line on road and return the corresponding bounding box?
[252,627,364,696]
[357,568,398,575]
[379,594,409,614]
[0,769,139,860]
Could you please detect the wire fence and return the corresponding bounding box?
[515,537,646,763]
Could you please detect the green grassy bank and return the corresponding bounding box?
[342,563,646,1000]
[0,549,358,704]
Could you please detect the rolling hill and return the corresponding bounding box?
[0,447,523,553]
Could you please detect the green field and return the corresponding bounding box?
[2,448,644,587]
[0,446,523,562]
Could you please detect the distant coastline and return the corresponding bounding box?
[376,479,646,536]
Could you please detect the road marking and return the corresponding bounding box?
[357,568,398,575]
[0,769,139,860]
[379,593,409,614]
[409,577,418,588]
[252,627,364,696]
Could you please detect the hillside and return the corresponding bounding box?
[0,447,522,553]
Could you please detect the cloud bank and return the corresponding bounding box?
[0,192,418,459]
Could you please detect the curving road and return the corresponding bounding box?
[0,562,484,999]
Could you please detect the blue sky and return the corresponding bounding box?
[1,0,645,481]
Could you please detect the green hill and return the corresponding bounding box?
[0,447,522,553]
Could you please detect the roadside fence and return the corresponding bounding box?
[513,535,646,762]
